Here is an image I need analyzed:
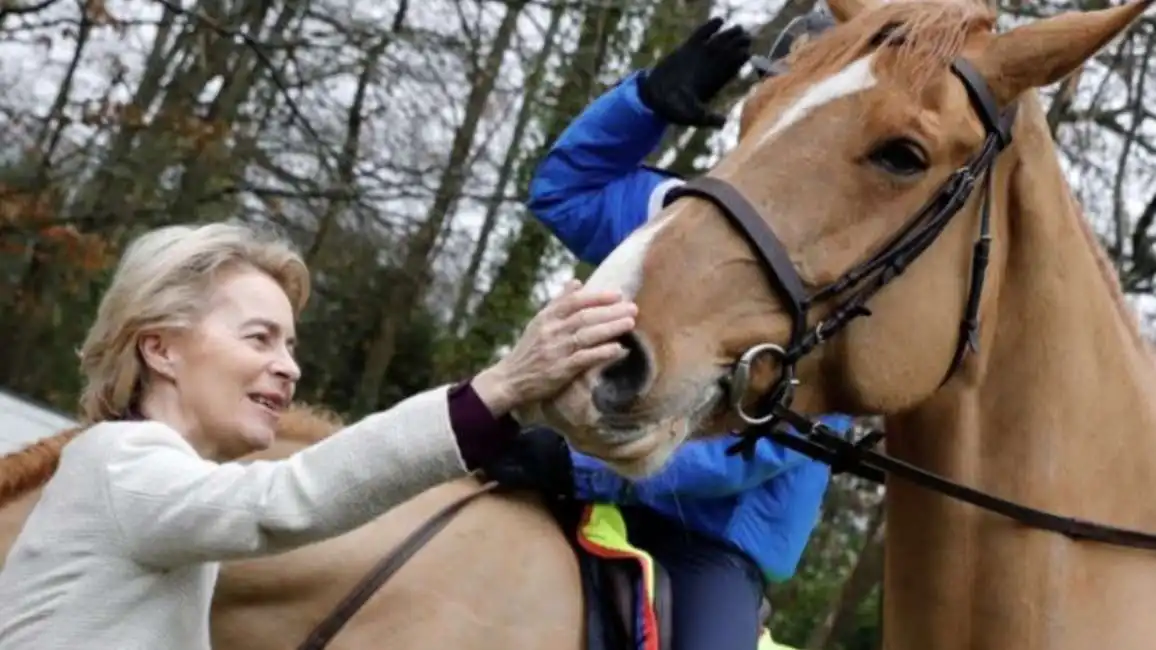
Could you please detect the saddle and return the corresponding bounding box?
[554,499,675,650]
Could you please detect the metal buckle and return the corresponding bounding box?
[730,343,799,425]
[813,319,832,344]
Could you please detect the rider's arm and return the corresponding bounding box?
[749,459,830,582]
[570,414,853,502]
[526,71,685,265]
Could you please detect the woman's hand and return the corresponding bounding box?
[472,279,637,416]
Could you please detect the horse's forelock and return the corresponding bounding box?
[764,1,993,106]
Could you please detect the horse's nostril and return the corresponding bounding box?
[592,332,651,414]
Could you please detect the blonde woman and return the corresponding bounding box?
[0,222,636,649]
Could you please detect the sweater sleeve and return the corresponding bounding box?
[100,385,482,569]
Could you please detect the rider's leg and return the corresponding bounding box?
[624,507,765,650]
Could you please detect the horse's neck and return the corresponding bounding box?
[881,95,1156,650]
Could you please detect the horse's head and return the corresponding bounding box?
[537,0,1152,477]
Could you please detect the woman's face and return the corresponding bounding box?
[139,267,300,460]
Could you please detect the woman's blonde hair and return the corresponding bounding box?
[77,222,310,424]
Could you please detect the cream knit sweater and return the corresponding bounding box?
[0,385,470,650]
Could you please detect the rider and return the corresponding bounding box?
[486,15,852,650]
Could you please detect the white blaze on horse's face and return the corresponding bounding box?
[541,55,882,478]
[755,55,878,147]
[582,210,672,299]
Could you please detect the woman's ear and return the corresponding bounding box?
[138,331,179,382]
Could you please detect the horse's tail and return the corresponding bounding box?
[0,427,85,508]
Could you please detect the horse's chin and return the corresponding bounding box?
[594,441,679,479]
[590,390,733,478]
[577,418,689,478]
[525,377,728,478]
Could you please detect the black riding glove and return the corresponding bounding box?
[481,426,575,502]
[638,17,753,129]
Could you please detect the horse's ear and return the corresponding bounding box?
[826,0,881,23]
[974,0,1152,106]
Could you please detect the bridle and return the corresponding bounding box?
[663,16,1156,551]
[670,21,1009,430]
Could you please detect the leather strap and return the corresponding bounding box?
[764,412,1156,551]
[666,177,809,314]
[296,481,498,650]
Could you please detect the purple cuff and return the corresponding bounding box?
[447,378,520,470]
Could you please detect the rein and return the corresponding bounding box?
[296,481,499,650]
[764,412,1156,551]
[663,28,1156,552]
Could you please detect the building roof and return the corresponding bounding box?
[0,389,75,454]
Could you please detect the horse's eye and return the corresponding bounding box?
[867,138,929,177]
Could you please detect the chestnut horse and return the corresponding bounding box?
[4,2,1154,649]
[529,0,1156,649]
[0,405,586,649]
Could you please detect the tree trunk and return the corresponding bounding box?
[306,1,410,265]
[806,503,885,650]
[353,0,530,411]
[168,0,305,222]
[451,3,629,376]
[443,3,566,340]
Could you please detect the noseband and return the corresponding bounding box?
[662,22,1156,551]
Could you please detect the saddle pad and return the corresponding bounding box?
[576,503,661,650]
[576,502,797,650]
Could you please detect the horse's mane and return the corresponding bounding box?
[0,427,85,508]
[1063,182,1152,353]
[0,402,345,508]
[777,0,994,97]
[274,403,346,442]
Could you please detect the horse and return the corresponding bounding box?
[526,0,1156,648]
[0,405,587,649]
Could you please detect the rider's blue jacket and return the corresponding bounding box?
[526,71,852,583]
